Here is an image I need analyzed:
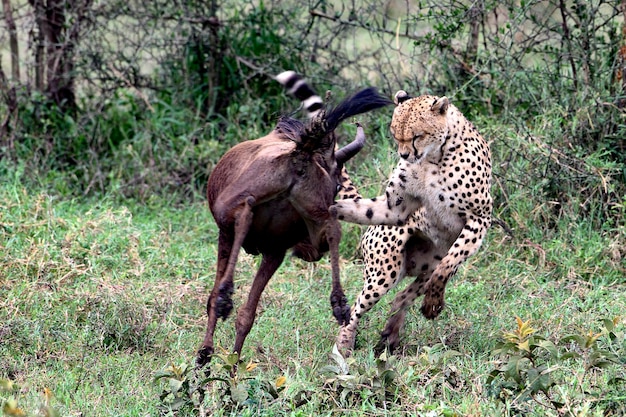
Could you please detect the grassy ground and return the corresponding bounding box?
[1,129,625,416]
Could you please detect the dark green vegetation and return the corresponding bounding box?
[1,0,625,416]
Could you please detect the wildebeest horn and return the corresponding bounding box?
[336,123,365,163]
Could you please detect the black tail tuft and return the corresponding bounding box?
[324,87,392,132]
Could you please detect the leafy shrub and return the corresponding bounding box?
[488,316,626,415]
[319,345,401,409]
[155,352,287,415]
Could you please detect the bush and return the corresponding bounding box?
[0,0,624,228]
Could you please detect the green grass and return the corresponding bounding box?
[1,135,625,416]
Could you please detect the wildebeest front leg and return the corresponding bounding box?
[326,218,350,325]
[197,197,255,367]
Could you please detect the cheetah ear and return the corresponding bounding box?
[431,96,449,115]
[394,90,412,105]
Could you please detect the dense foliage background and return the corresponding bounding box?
[2,0,625,221]
[1,0,625,416]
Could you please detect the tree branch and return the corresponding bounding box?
[558,0,579,90]
[309,9,425,42]
[2,0,20,81]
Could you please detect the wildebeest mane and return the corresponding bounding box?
[275,117,306,143]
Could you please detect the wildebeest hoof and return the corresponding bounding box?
[332,303,350,326]
[420,296,444,319]
[196,346,214,369]
[330,293,350,325]
[374,340,387,356]
[216,285,234,319]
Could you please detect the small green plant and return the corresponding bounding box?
[0,379,59,417]
[206,350,286,407]
[410,343,464,392]
[487,317,558,405]
[155,351,287,414]
[154,362,209,414]
[319,344,400,408]
[487,316,625,414]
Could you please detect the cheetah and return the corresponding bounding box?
[330,91,493,355]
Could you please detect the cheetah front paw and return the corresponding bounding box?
[420,295,445,319]
[329,201,354,221]
[336,325,356,357]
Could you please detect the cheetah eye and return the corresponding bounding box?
[413,134,423,141]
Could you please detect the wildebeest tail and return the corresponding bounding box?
[275,71,324,119]
[294,87,391,154]
[324,87,392,133]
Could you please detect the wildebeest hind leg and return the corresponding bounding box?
[198,197,255,367]
[233,251,285,356]
[215,197,255,319]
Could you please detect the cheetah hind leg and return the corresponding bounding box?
[375,236,440,354]
[335,225,406,356]
[420,215,489,319]
[375,276,427,354]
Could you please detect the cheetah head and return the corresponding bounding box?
[389,91,450,163]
